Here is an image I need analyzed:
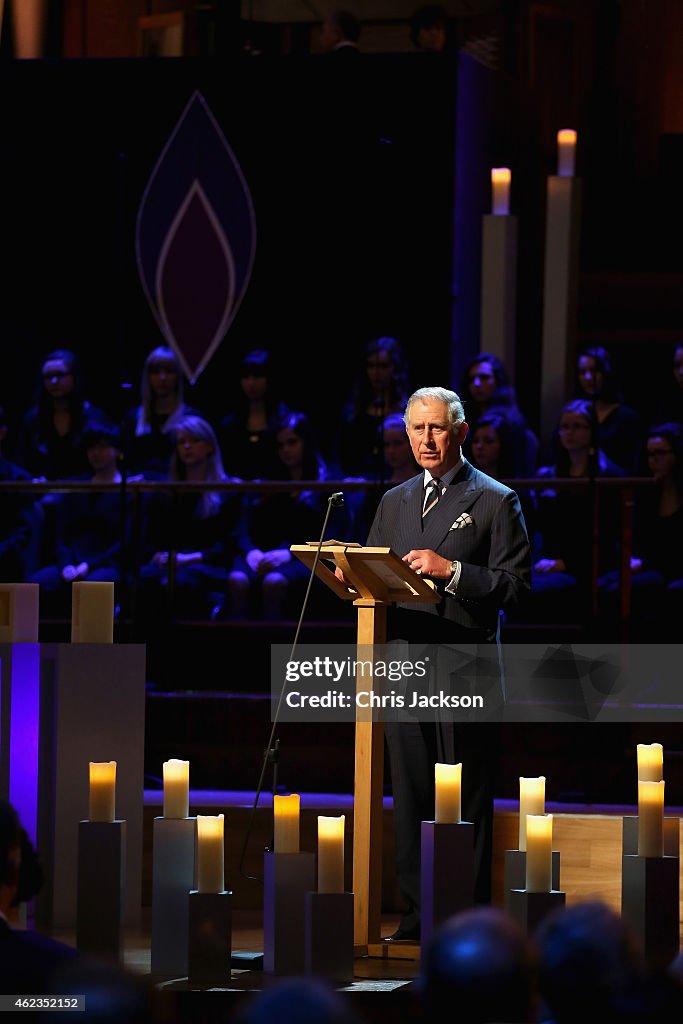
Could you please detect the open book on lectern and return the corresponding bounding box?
[290,541,441,604]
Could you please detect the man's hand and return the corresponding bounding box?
[402,549,453,579]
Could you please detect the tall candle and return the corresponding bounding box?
[638,780,664,857]
[318,815,344,893]
[435,763,462,823]
[71,581,114,643]
[197,814,225,892]
[89,761,116,822]
[274,794,300,853]
[557,129,577,177]
[526,814,553,892]
[491,167,511,215]
[519,776,545,851]
[163,759,190,818]
[637,743,663,783]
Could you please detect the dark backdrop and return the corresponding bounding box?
[2,53,461,464]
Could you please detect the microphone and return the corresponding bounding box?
[329,491,345,507]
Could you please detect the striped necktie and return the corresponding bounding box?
[422,478,441,521]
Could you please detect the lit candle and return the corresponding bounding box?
[638,780,664,857]
[557,129,577,177]
[435,763,462,824]
[519,776,545,851]
[197,814,225,892]
[637,743,663,783]
[163,759,190,818]
[71,581,114,643]
[491,167,511,215]
[89,761,116,822]
[318,815,344,893]
[525,814,553,892]
[274,794,300,853]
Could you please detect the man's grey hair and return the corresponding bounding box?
[404,387,466,432]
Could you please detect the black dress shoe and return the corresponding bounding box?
[382,923,420,942]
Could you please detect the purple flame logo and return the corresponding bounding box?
[136,91,256,383]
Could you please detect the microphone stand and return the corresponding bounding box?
[232,490,345,968]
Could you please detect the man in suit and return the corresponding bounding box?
[366,386,531,940]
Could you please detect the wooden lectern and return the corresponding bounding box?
[290,542,440,953]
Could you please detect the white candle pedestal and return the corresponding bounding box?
[621,854,679,968]
[508,889,565,933]
[305,891,354,984]
[188,890,232,986]
[151,817,196,978]
[34,643,145,930]
[0,583,39,642]
[264,850,315,976]
[420,821,474,951]
[503,850,561,914]
[76,820,126,962]
[480,214,518,372]
[71,581,114,643]
[539,175,582,449]
[622,815,679,857]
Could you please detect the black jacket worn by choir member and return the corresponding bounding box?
[16,402,107,480]
[50,488,129,573]
[145,490,240,569]
[121,403,203,479]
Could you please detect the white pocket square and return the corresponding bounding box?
[450,513,473,530]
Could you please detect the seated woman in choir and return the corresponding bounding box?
[336,336,411,480]
[459,352,538,475]
[122,344,201,478]
[16,349,106,480]
[28,422,128,614]
[138,415,240,620]
[524,400,623,623]
[573,344,642,473]
[601,422,683,637]
[227,412,351,619]
[219,348,290,482]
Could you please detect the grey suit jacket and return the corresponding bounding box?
[366,459,531,640]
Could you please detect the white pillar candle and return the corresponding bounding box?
[557,129,577,177]
[525,814,553,893]
[638,780,664,857]
[637,743,663,783]
[71,581,114,644]
[435,763,462,824]
[274,794,300,853]
[491,167,511,215]
[163,759,190,818]
[197,814,225,892]
[318,815,344,893]
[89,761,116,822]
[519,776,545,851]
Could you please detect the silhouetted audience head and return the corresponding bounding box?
[0,800,21,914]
[319,10,361,53]
[536,900,645,1024]
[420,907,538,1023]
[575,345,624,404]
[232,977,362,1024]
[410,4,449,51]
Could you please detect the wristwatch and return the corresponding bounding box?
[448,559,459,576]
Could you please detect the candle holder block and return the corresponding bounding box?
[188,890,232,986]
[503,850,561,914]
[621,854,679,968]
[508,889,565,934]
[264,850,315,976]
[480,214,518,372]
[420,820,474,950]
[0,583,39,642]
[151,817,196,978]
[622,816,679,858]
[76,820,126,962]
[305,891,354,984]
